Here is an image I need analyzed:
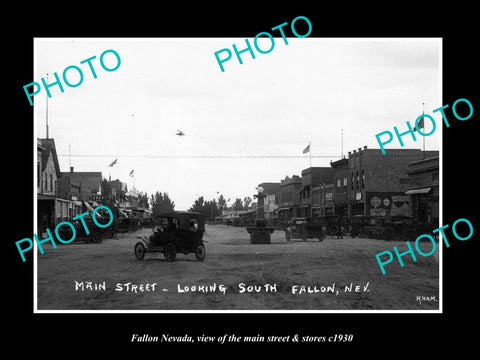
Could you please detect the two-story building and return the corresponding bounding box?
[405,156,439,226]
[277,175,302,223]
[37,138,81,235]
[57,168,102,202]
[330,157,349,216]
[347,146,438,217]
[299,167,334,217]
[257,182,280,221]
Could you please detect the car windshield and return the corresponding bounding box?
[152,213,204,232]
[153,217,178,231]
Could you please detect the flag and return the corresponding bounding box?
[303,144,310,154]
[129,169,134,177]
[108,158,118,167]
[414,117,425,132]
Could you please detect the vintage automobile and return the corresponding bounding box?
[284,217,325,242]
[380,215,431,241]
[56,216,116,244]
[349,216,376,238]
[312,215,348,237]
[116,216,142,233]
[349,215,430,240]
[134,211,206,261]
[141,217,153,228]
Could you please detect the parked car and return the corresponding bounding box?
[134,211,206,261]
[381,215,431,241]
[56,216,115,244]
[116,216,142,233]
[349,216,376,238]
[312,215,348,237]
[349,215,431,240]
[141,217,153,228]
[285,217,324,242]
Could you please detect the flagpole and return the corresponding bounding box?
[46,73,49,139]
[309,141,312,218]
[309,141,312,168]
[422,103,425,159]
[341,129,344,158]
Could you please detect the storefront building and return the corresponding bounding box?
[277,175,302,223]
[405,156,439,226]
[347,146,438,217]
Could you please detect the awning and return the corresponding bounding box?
[83,201,95,212]
[405,187,431,195]
[297,185,309,193]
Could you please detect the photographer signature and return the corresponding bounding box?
[416,296,438,305]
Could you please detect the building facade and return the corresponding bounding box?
[405,156,439,226]
[257,182,280,220]
[57,168,102,202]
[277,175,302,222]
[347,146,438,217]
[37,138,81,235]
[300,167,334,217]
[330,157,349,216]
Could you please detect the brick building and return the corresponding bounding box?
[257,182,280,220]
[57,168,102,202]
[330,157,349,216]
[277,175,302,222]
[347,146,438,216]
[311,183,334,215]
[405,156,439,226]
[299,167,334,217]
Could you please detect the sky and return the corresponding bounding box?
[34,38,441,210]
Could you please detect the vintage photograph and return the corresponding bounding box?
[34,38,441,312]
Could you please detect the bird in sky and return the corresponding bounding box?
[176,130,186,136]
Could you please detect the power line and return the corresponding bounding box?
[57,154,341,159]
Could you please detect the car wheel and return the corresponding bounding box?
[384,228,395,241]
[350,228,359,238]
[195,244,206,261]
[164,243,176,262]
[134,242,146,260]
[91,232,103,244]
[328,224,339,236]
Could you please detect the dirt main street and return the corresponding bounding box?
[36,224,440,311]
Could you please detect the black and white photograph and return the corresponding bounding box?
[7,6,478,354]
[33,37,441,312]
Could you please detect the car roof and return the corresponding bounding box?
[153,211,206,223]
[154,211,202,217]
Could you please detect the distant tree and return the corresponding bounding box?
[232,198,244,212]
[205,199,219,221]
[189,196,220,221]
[163,192,175,211]
[138,191,149,209]
[243,196,252,210]
[150,191,175,216]
[218,194,227,210]
[189,196,205,213]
